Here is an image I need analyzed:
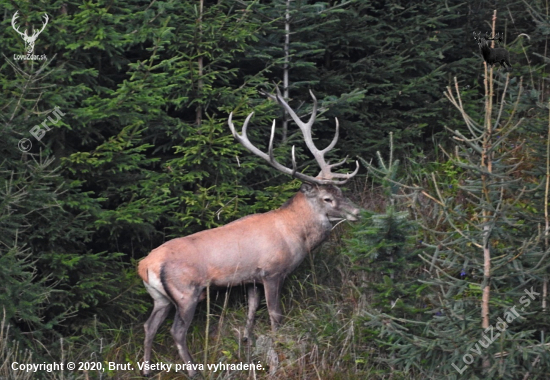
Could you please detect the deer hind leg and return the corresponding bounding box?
[263,277,284,332]
[169,287,202,378]
[243,283,261,342]
[142,282,173,377]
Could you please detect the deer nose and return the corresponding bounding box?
[347,207,361,221]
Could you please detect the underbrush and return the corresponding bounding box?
[1,185,419,379]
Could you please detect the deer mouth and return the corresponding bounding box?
[345,211,360,222]
[329,209,359,222]
[346,214,359,222]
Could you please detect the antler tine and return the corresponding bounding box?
[274,87,331,176]
[267,119,277,163]
[320,117,340,155]
[327,161,360,181]
[328,155,349,171]
[268,122,299,180]
[275,86,317,131]
[291,146,298,177]
[275,87,319,152]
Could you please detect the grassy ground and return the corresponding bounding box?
[1,243,393,379]
[103,239,383,379]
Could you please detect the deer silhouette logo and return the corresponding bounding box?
[11,11,49,56]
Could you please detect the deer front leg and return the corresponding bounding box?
[244,283,261,342]
[263,277,284,331]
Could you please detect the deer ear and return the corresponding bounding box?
[300,182,317,196]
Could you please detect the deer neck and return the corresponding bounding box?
[479,43,492,59]
[278,192,331,251]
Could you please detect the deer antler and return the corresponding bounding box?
[228,89,359,185]
[11,11,27,38]
[483,31,503,43]
[32,13,49,39]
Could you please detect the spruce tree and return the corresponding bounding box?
[358,64,550,377]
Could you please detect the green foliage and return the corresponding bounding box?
[346,208,411,267]
[356,71,550,377]
[346,142,430,373]
[0,248,54,334]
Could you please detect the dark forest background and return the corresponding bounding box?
[2,0,550,378]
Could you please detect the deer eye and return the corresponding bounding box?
[324,198,333,204]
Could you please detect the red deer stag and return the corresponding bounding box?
[473,31,512,71]
[138,89,360,377]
